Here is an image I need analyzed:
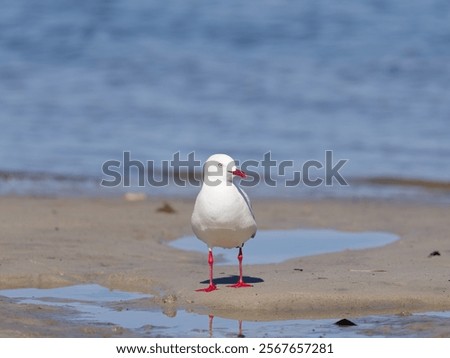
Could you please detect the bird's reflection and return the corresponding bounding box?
[208,314,245,338]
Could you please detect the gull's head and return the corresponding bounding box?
[203,153,246,185]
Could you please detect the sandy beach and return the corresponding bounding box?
[1,195,450,337]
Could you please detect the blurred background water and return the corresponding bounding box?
[1,0,449,200]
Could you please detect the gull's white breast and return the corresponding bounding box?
[191,184,257,249]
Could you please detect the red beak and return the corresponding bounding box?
[232,169,246,178]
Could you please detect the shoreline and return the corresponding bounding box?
[2,168,450,205]
[1,195,450,335]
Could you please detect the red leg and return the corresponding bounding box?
[196,248,218,292]
[237,320,245,338]
[228,247,252,288]
[208,315,214,337]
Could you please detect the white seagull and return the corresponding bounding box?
[191,154,257,292]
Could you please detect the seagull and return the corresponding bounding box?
[191,154,257,292]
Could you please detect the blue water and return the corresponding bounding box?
[170,229,398,265]
[1,284,449,337]
[1,0,450,199]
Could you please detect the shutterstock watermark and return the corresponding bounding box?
[101,151,348,188]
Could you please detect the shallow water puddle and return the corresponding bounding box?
[169,229,399,265]
[1,284,449,337]
[0,284,149,303]
[0,284,152,329]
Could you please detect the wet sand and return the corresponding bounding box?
[1,196,450,336]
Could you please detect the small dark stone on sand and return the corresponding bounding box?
[156,202,176,213]
[428,251,441,257]
[334,318,357,327]
[293,268,303,272]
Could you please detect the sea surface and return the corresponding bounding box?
[1,0,450,201]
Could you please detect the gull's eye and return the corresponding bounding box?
[218,163,223,168]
